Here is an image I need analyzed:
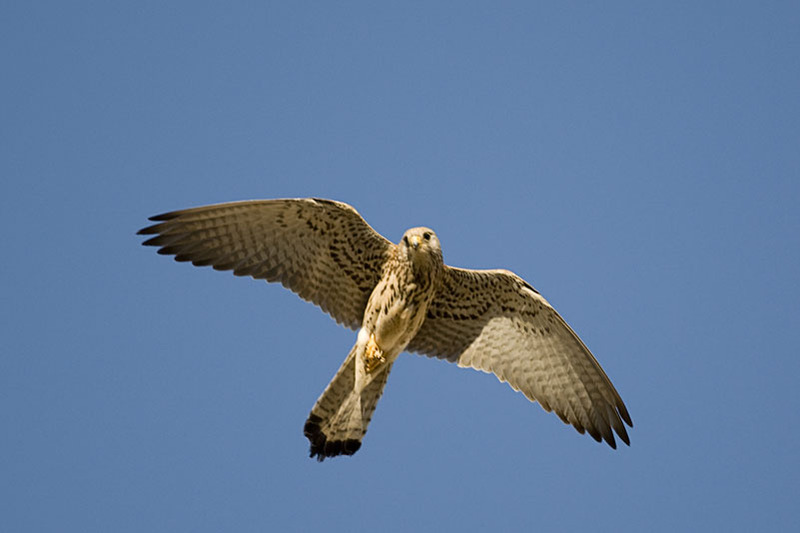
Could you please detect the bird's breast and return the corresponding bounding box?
[362,269,436,357]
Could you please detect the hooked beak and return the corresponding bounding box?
[409,235,421,249]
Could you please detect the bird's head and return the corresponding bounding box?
[401,227,442,262]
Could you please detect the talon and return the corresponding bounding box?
[364,333,385,373]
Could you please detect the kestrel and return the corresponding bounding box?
[138,198,632,460]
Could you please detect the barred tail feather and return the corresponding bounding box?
[304,345,394,461]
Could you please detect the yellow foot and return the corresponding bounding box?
[363,333,385,373]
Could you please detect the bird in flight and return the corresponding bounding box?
[139,198,632,460]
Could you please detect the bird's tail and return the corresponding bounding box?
[304,344,394,461]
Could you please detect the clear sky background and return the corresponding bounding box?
[3,2,799,531]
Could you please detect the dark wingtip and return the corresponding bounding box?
[614,415,631,447]
[140,235,164,247]
[304,415,361,462]
[605,412,631,449]
[137,225,157,236]
[148,211,178,222]
[137,212,179,236]
[620,405,633,428]
[613,404,633,448]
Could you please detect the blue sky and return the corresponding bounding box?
[3,2,799,531]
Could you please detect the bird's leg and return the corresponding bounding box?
[363,333,386,373]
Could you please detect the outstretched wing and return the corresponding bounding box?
[138,198,393,329]
[407,266,632,448]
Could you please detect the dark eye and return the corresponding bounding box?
[423,232,431,241]
[403,236,409,246]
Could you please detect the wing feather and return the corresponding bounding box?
[138,198,393,329]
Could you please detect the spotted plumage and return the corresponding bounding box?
[138,198,632,460]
